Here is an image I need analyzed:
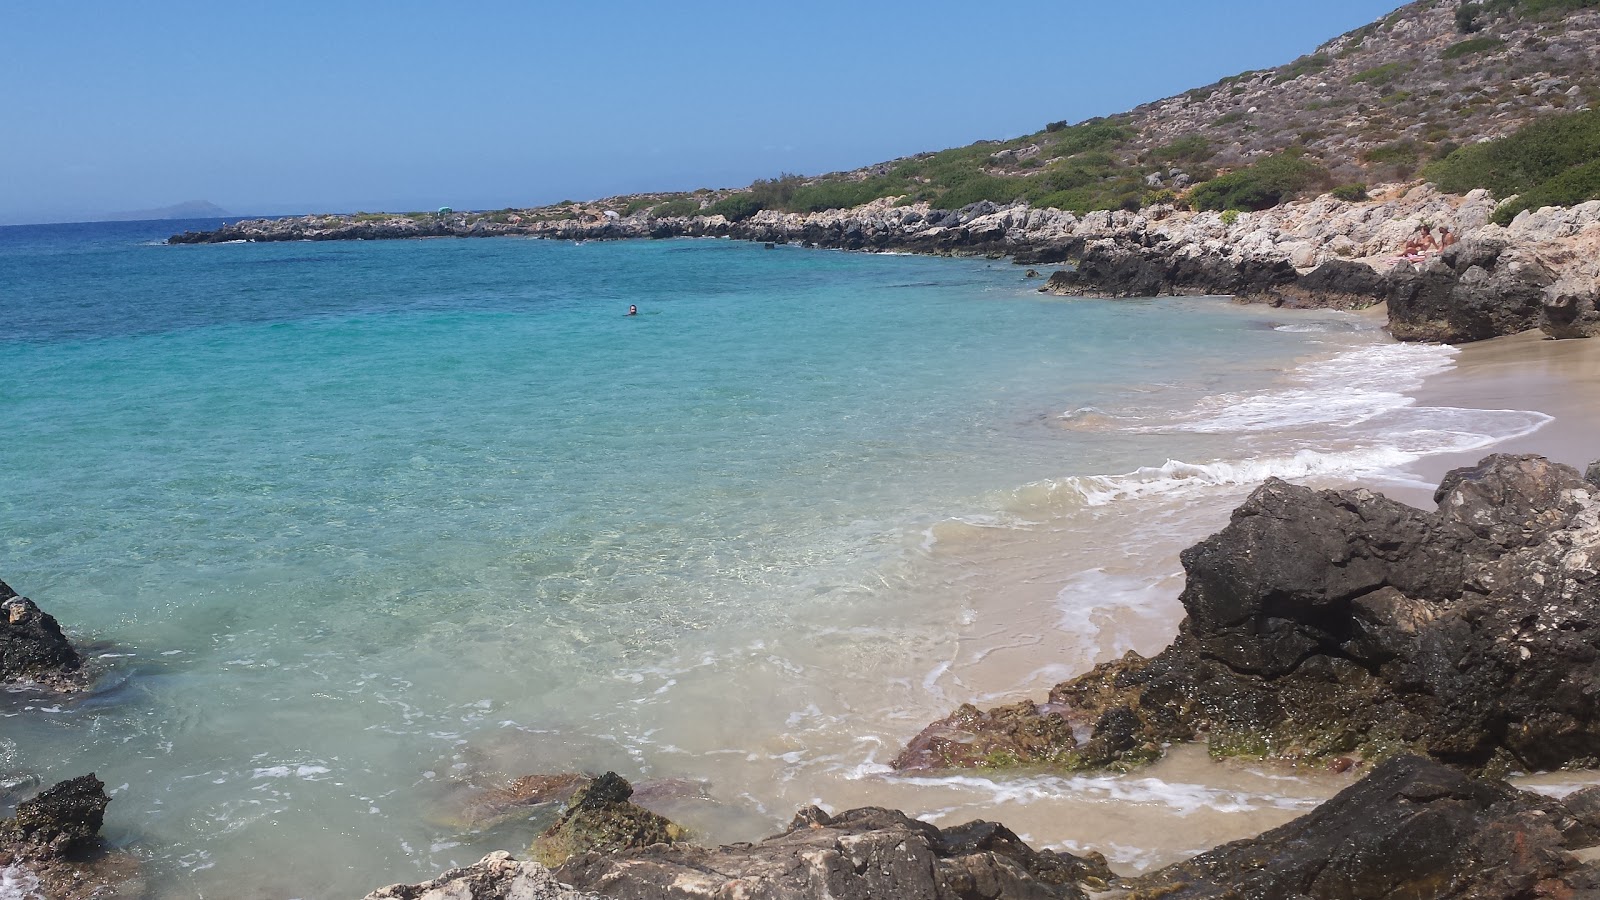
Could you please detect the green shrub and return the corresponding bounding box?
[650,198,700,218]
[1443,35,1505,58]
[1152,135,1212,165]
[1363,140,1421,169]
[1212,111,1247,127]
[1282,54,1333,80]
[1425,107,1600,198]
[1189,152,1331,211]
[1043,120,1133,156]
[1221,209,1241,226]
[1490,157,1600,223]
[1351,61,1414,85]
[1331,183,1370,201]
[705,193,763,221]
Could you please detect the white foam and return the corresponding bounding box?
[883,771,1322,816]
[0,865,42,900]
[1166,342,1461,435]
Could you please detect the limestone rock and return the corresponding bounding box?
[364,851,601,900]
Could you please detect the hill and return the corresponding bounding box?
[103,200,230,221]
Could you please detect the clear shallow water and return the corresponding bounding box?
[0,221,1548,898]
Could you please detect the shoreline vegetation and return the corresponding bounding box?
[11,0,1600,896]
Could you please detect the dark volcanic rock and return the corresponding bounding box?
[0,774,135,900]
[555,805,1114,900]
[0,775,108,860]
[897,454,1600,774]
[1125,754,1600,899]
[529,772,685,867]
[1,578,84,687]
[1388,243,1554,342]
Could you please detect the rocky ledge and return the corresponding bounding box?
[169,186,1600,344]
[366,755,1600,899]
[1,578,86,690]
[897,453,1600,777]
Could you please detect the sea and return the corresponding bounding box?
[0,219,1554,898]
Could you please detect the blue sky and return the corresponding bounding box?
[2,1,1405,224]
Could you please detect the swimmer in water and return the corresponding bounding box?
[627,305,638,316]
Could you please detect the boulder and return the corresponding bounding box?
[528,772,685,867]
[0,774,136,900]
[1541,280,1600,339]
[897,455,1600,774]
[1125,754,1600,899]
[1,579,84,688]
[555,806,1114,900]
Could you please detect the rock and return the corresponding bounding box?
[528,772,685,867]
[1125,754,1600,899]
[890,700,1078,771]
[1389,246,1554,342]
[433,773,589,833]
[1542,281,1599,339]
[0,775,108,860]
[364,851,601,900]
[1,579,84,688]
[0,774,136,900]
[1267,259,1387,309]
[896,454,1600,774]
[554,805,1114,900]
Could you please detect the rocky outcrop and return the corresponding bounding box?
[897,454,1600,776]
[1386,239,1556,342]
[368,756,1600,900]
[1,579,84,689]
[0,775,137,900]
[1121,754,1600,899]
[364,851,602,900]
[554,805,1115,900]
[528,773,685,867]
[1543,278,1600,339]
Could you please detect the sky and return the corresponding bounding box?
[1,1,1407,225]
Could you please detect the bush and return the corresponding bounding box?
[1491,157,1600,223]
[1282,54,1332,80]
[1221,209,1241,226]
[1152,135,1212,165]
[704,194,763,221]
[650,198,700,218]
[1425,107,1600,198]
[1442,35,1505,59]
[1189,151,1331,211]
[1351,61,1414,85]
[1331,183,1370,201]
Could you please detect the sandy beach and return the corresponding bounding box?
[1405,331,1600,499]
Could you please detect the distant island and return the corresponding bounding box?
[104,200,230,221]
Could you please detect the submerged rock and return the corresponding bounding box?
[529,772,685,867]
[0,579,84,689]
[898,454,1600,775]
[1122,754,1600,899]
[555,805,1115,900]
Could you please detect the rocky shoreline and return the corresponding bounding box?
[169,187,1600,344]
[12,454,1600,898]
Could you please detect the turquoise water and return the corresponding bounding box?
[0,222,1547,897]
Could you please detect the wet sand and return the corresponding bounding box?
[1400,331,1600,504]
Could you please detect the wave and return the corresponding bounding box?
[1155,342,1460,434]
